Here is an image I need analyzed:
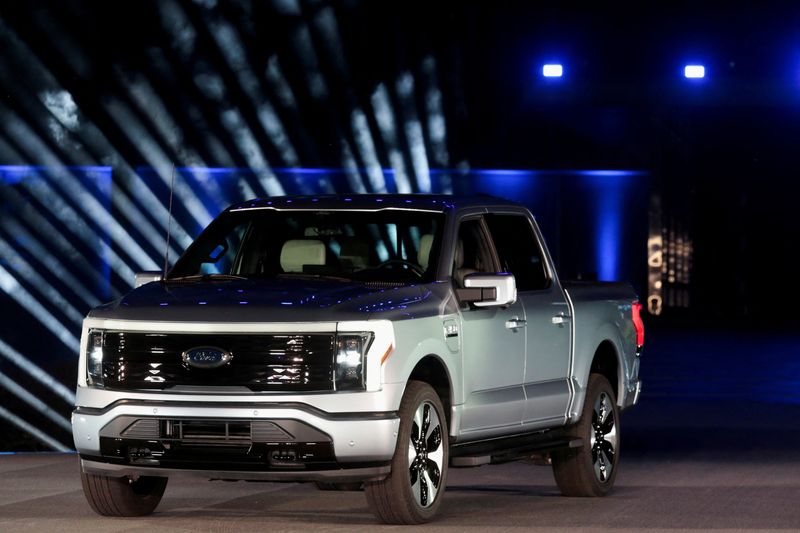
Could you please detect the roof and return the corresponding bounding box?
[228,194,523,213]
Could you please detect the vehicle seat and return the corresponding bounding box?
[417,234,434,271]
[453,239,478,287]
[280,239,326,272]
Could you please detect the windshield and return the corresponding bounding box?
[169,209,444,284]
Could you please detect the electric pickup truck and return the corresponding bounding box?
[72,194,644,524]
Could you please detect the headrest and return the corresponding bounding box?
[280,239,326,272]
[454,238,464,270]
[417,234,434,271]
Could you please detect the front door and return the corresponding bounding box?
[456,217,526,436]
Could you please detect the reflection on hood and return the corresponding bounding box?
[90,278,450,323]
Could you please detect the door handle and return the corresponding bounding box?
[505,318,527,329]
[552,313,572,325]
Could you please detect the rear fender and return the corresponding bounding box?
[570,323,627,421]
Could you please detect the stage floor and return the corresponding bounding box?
[4,322,800,530]
[2,414,799,533]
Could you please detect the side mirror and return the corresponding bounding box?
[457,273,517,307]
[134,271,163,288]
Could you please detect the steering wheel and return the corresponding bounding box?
[376,259,425,277]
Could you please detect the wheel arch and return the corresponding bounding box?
[408,354,453,429]
[572,316,630,415]
[589,340,622,401]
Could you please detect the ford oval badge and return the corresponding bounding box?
[182,346,233,369]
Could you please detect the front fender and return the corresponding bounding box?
[382,316,461,407]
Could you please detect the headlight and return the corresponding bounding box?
[334,333,372,391]
[86,329,104,387]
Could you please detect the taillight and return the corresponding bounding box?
[632,301,645,347]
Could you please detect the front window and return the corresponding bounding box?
[169,209,444,284]
[485,214,550,291]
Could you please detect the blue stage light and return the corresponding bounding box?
[684,65,705,79]
[542,64,563,78]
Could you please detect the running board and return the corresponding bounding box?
[450,433,583,467]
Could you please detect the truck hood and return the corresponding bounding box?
[88,278,450,323]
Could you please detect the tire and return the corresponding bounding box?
[365,381,449,524]
[81,471,168,516]
[314,481,363,491]
[552,373,620,497]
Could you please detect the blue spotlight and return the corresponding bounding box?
[542,64,563,78]
[684,65,705,79]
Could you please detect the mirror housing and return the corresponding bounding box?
[134,271,163,288]
[457,273,517,307]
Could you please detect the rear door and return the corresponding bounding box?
[485,213,572,428]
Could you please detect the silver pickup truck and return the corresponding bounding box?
[72,194,644,524]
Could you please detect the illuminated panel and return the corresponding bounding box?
[542,64,564,78]
[578,170,640,282]
[647,195,693,314]
[464,169,540,201]
[684,65,705,78]
[647,232,664,315]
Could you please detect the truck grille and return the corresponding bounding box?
[100,332,335,391]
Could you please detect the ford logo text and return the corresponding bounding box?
[182,346,233,369]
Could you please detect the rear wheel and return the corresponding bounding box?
[81,471,167,516]
[552,373,620,496]
[365,381,448,524]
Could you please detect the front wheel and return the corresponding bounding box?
[552,373,620,497]
[365,380,449,524]
[81,471,167,516]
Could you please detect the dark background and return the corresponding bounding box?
[0,1,798,451]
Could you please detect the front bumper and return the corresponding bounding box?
[80,459,391,483]
[72,394,400,480]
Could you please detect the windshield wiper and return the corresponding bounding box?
[165,274,249,282]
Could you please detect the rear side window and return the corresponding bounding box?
[485,214,550,291]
